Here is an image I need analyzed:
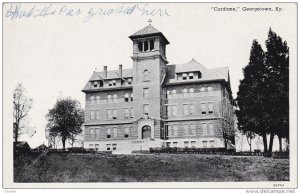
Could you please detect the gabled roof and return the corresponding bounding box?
[89,68,133,81]
[129,24,170,44]
[164,59,229,84]
[175,59,207,73]
[130,24,161,37]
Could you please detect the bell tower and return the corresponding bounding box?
[129,21,169,140]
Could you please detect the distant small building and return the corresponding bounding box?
[14,141,31,153]
[33,144,48,152]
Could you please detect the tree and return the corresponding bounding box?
[13,83,33,142]
[236,40,269,153]
[245,131,256,153]
[214,98,236,150]
[264,28,289,153]
[46,97,84,151]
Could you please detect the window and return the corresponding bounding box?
[143,70,150,81]
[125,93,129,102]
[209,123,214,135]
[182,73,187,80]
[107,95,112,103]
[208,102,214,114]
[113,127,117,137]
[191,141,196,148]
[144,41,149,51]
[166,142,171,148]
[107,128,111,138]
[130,93,133,101]
[112,144,117,150]
[173,142,178,148]
[106,109,112,119]
[128,78,132,85]
[190,104,196,115]
[143,104,149,115]
[201,103,207,114]
[150,40,154,50]
[183,124,189,135]
[90,128,94,138]
[95,128,100,138]
[183,104,188,115]
[172,105,177,116]
[93,81,98,87]
[183,88,188,98]
[209,140,215,148]
[189,88,194,97]
[113,94,118,103]
[113,109,117,119]
[172,89,177,98]
[138,42,143,52]
[96,110,100,120]
[89,144,93,148]
[200,87,206,92]
[125,128,130,138]
[173,125,178,137]
[167,105,172,116]
[109,81,112,87]
[112,80,116,86]
[90,96,95,105]
[124,108,129,119]
[208,86,213,92]
[90,110,95,120]
[106,144,111,150]
[189,72,194,79]
[143,88,149,98]
[184,141,189,148]
[202,141,208,148]
[166,90,171,99]
[130,107,134,118]
[96,96,100,104]
[202,123,208,135]
[190,124,196,136]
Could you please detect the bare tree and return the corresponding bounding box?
[13,83,33,142]
[245,131,256,153]
[214,98,236,150]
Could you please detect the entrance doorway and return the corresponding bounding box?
[142,125,151,139]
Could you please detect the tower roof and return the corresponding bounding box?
[129,24,170,44]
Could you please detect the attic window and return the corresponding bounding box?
[182,73,187,80]
[93,81,98,87]
[128,78,132,85]
[99,80,104,87]
[112,80,116,86]
[109,81,112,86]
[189,73,194,80]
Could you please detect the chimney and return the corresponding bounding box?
[103,66,107,78]
[119,64,123,79]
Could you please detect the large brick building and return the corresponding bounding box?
[82,24,235,153]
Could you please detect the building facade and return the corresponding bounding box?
[82,24,235,153]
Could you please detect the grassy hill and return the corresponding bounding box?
[14,153,289,182]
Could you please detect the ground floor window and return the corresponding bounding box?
[209,140,215,148]
[95,144,99,151]
[202,141,207,148]
[112,144,117,150]
[166,142,171,148]
[106,144,111,151]
[191,141,196,148]
[184,141,189,148]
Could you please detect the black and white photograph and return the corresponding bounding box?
[2,2,297,190]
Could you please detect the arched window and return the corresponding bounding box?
[166,90,170,99]
[107,95,112,103]
[189,88,194,97]
[96,96,100,104]
[130,93,133,101]
[143,70,150,81]
[113,94,118,103]
[183,89,188,98]
[172,89,177,98]
[90,96,95,105]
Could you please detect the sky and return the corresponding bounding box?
[3,2,297,149]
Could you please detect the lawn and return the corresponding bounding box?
[14,153,289,182]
